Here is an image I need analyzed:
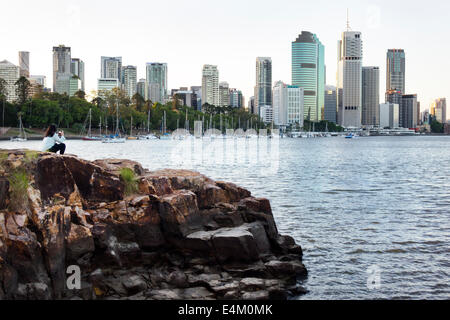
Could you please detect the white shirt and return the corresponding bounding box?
[42,133,66,151]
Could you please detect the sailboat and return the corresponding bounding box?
[102,100,126,143]
[10,113,27,142]
[159,110,171,140]
[82,108,102,141]
[127,115,138,140]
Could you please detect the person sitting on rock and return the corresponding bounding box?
[42,124,66,154]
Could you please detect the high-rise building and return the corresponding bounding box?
[272,81,304,127]
[386,49,405,94]
[122,65,137,98]
[379,103,399,128]
[219,82,230,106]
[259,105,273,124]
[101,56,122,81]
[337,30,363,128]
[229,89,243,108]
[70,58,85,91]
[386,89,402,105]
[69,76,82,96]
[430,98,447,123]
[201,65,219,107]
[248,96,256,114]
[146,63,168,104]
[18,51,30,78]
[137,79,148,100]
[400,94,418,128]
[30,75,46,88]
[291,31,325,122]
[324,85,337,123]
[362,66,380,126]
[0,60,20,102]
[255,57,272,114]
[97,78,120,99]
[191,86,202,111]
[53,45,71,94]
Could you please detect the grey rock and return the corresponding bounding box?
[241,290,269,300]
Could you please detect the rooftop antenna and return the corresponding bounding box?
[346,8,351,31]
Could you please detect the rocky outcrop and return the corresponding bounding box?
[0,149,307,300]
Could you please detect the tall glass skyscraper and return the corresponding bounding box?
[386,49,405,94]
[146,62,168,104]
[291,31,325,122]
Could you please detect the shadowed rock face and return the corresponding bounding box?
[0,149,307,300]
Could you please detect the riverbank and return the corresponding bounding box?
[0,149,307,300]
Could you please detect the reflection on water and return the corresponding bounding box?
[1,136,450,299]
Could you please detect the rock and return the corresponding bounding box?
[264,260,307,278]
[92,159,145,176]
[122,275,147,295]
[212,225,260,263]
[241,290,269,300]
[182,287,215,300]
[14,282,52,300]
[147,289,182,300]
[167,271,188,288]
[211,281,240,296]
[0,177,9,210]
[239,278,266,291]
[66,224,95,261]
[187,273,221,288]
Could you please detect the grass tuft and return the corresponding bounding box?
[7,169,29,212]
[24,150,40,162]
[120,168,138,196]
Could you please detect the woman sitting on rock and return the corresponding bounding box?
[42,124,66,154]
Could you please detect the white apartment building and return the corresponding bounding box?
[273,81,304,127]
[337,31,363,128]
[379,103,399,128]
[201,65,219,106]
[97,78,120,99]
[0,60,20,102]
[122,65,137,98]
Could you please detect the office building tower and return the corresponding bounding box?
[69,76,82,96]
[255,57,272,113]
[400,94,418,128]
[97,78,120,99]
[101,56,122,81]
[137,79,148,100]
[259,105,273,124]
[201,65,219,107]
[379,103,399,128]
[324,85,337,123]
[219,82,230,106]
[146,63,168,104]
[18,51,30,78]
[190,86,202,111]
[30,75,46,88]
[291,31,325,122]
[337,30,363,127]
[248,96,256,114]
[0,60,20,102]
[53,45,71,94]
[430,98,447,123]
[122,65,137,98]
[229,89,243,108]
[272,81,304,127]
[362,66,380,126]
[386,49,405,94]
[70,58,85,91]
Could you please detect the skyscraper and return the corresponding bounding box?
[324,85,337,124]
[386,49,405,94]
[70,58,85,91]
[291,31,325,122]
[337,30,363,127]
[0,60,20,102]
[18,51,30,78]
[122,65,137,98]
[137,79,148,100]
[146,63,168,104]
[431,98,447,123]
[254,57,272,114]
[229,89,243,108]
[101,56,122,81]
[400,94,418,128]
[219,82,230,106]
[53,45,71,94]
[201,65,219,107]
[362,66,380,126]
[273,81,304,127]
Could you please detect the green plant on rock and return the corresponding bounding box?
[7,168,29,212]
[24,150,39,162]
[120,168,138,196]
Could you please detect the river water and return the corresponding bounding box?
[1,136,449,299]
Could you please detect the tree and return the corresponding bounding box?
[430,119,444,133]
[132,93,145,112]
[74,90,86,100]
[15,76,31,105]
[0,78,7,128]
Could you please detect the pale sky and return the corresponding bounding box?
[1,0,449,117]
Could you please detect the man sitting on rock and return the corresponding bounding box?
[42,124,66,155]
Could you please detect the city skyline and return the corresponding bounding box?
[0,0,449,118]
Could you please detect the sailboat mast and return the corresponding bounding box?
[88,108,92,137]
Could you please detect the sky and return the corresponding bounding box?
[1,0,449,118]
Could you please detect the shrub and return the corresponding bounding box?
[7,169,29,212]
[120,168,138,196]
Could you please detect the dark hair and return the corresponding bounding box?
[44,125,57,137]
